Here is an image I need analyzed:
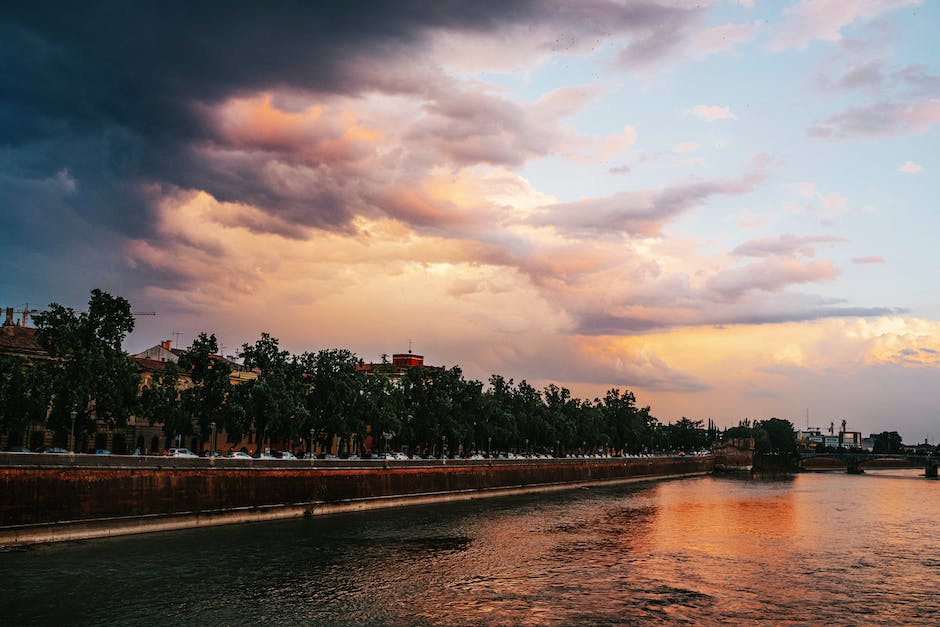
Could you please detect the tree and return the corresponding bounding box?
[138,361,188,446]
[753,418,797,454]
[33,289,140,442]
[239,333,309,450]
[872,431,903,454]
[666,417,706,452]
[0,356,54,443]
[178,333,233,441]
[301,348,362,453]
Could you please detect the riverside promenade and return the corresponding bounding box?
[0,453,712,547]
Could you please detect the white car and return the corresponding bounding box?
[279,451,298,460]
[168,448,198,458]
[227,451,252,459]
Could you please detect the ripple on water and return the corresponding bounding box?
[4,473,940,624]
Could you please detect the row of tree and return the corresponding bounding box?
[1,290,734,455]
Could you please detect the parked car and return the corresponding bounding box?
[34,445,69,454]
[1,446,31,453]
[93,448,112,455]
[168,448,198,458]
[227,451,252,459]
[279,451,298,460]
[252,451,278,459]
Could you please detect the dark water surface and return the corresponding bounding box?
[4,470,940,625]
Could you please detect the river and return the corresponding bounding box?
[4,469,939,625]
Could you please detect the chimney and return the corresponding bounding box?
[160,339,172,351]
[3,307,13,326]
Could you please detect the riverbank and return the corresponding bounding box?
[0,454,711,547]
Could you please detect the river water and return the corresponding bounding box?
[4,469,940,625]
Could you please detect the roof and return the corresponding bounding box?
[0,325,47,359]
[130,356,172,372]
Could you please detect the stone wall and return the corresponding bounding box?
[0,455,711,545]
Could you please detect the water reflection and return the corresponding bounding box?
[4,472,940,624]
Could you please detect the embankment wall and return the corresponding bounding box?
[0,455,711,546]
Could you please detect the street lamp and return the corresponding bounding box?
[488,436,492,458]
[69,410,76,453]
[309,428,315,464]
[442,435,447,461]
[210,421,216,455]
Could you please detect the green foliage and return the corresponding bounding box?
[720,418,796,455]
[300,348,363,450]
[2,288,784,458]
[179,333,233,438]
[872,431,903,454]
[138,361,188,437]
[33,289,140,435]
[239,333,309,444]
[0,356,54,437]
[754,418,797,454]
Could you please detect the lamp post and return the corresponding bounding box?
[442,435,447,462]
[556,440,560,459]
[488,436,492,458]
[210,421,216,456]
[69,410,76,453]
[309,428,315,464]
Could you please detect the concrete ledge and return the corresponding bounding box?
[0,470,708,547]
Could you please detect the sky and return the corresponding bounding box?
[2,1,938,439]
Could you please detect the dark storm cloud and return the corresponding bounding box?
[1,2,533,225]
[0,0,711,262]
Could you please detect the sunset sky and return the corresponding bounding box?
[2,2,938,438]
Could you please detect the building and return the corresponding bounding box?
[357,351,429,378]
[0,307,48,361]
[797,428,863,450]
[132,340,258,388]
[0,314,257,453]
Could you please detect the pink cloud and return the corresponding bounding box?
[898,161,924,174]
[707,258,840,302]
[529,157,767,237]
[732,234,845,258]
[852,256,885,264]
[770,0,922,51]
[691,104,737,121]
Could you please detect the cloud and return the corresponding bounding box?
[770,0,922,51]
[706,257,840,302]
[898,161,923,174]
[809,98,940,138]
[852,256,885,264]
[690,105,737,121]
[732,234,844,258]
[529,156,767,237]
[675,141,700,154]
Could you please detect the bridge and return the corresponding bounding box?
[800,451,939,477]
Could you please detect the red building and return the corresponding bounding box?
[357,351,426,377]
